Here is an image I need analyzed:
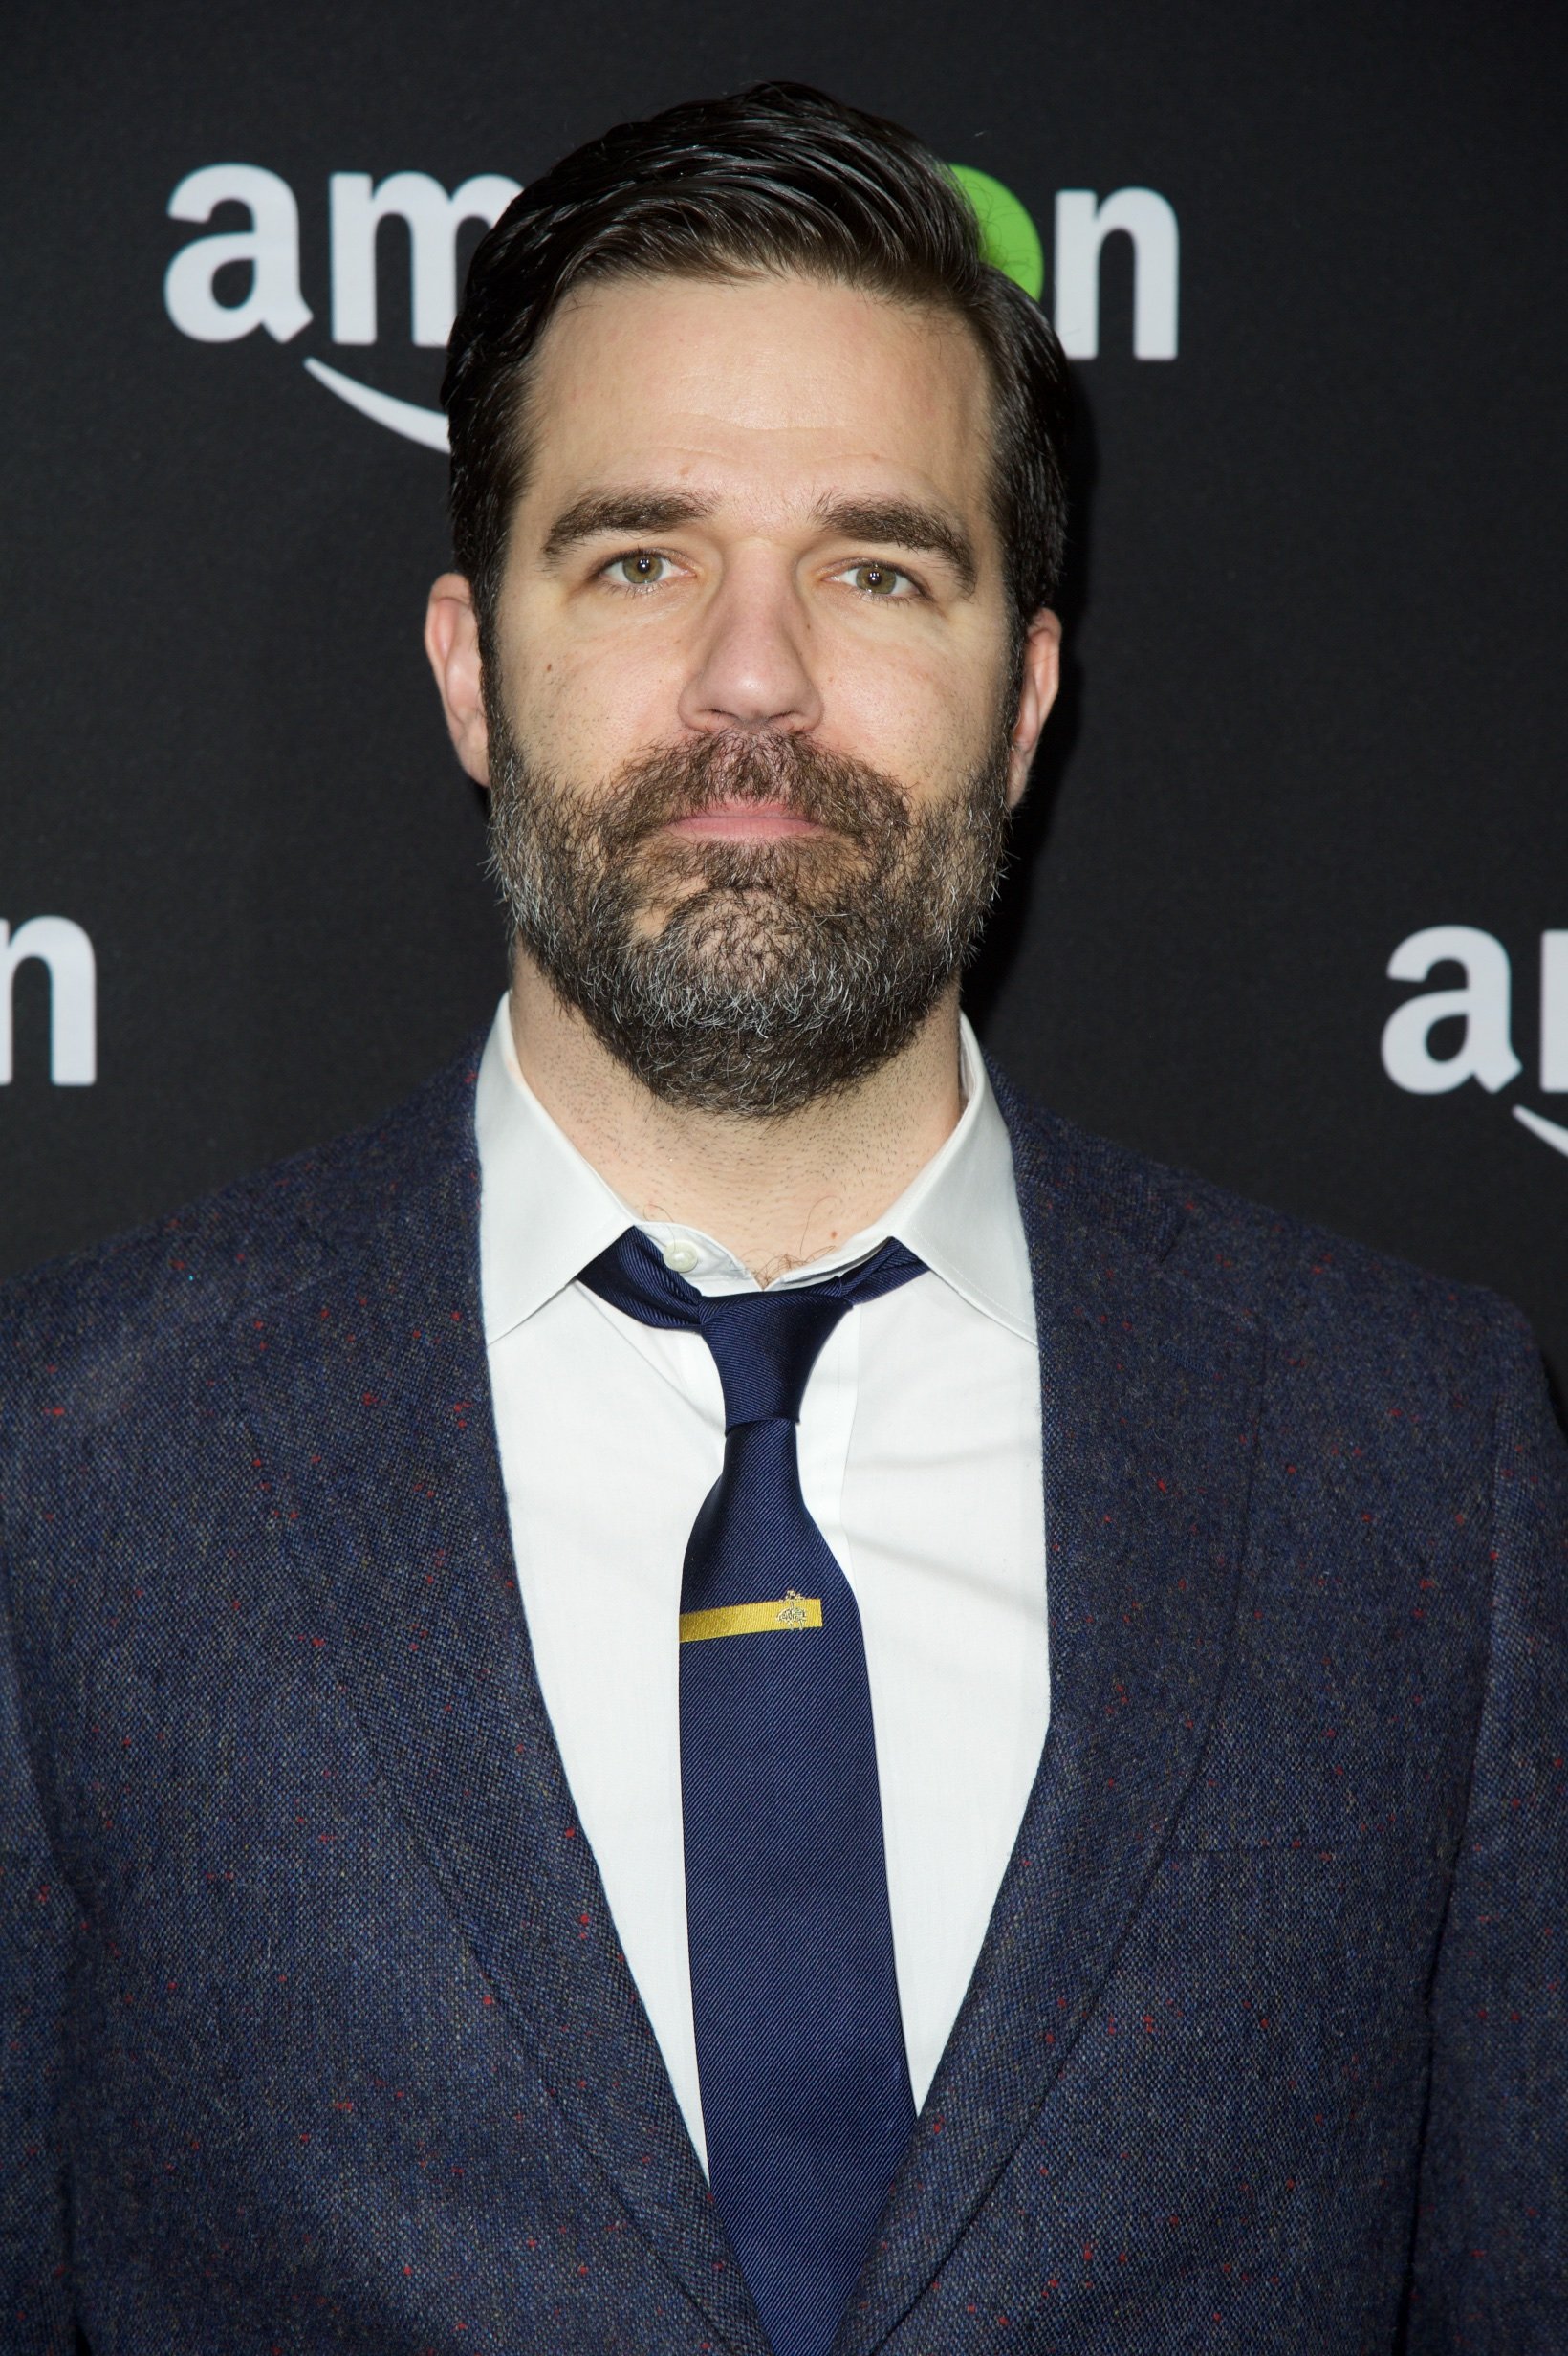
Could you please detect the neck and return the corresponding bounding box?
[508,954,966,1284]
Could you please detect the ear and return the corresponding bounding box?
[424,574,490,787]
[1004,608,1062,810]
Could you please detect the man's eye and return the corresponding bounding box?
[839,561,917,599]
[604,551,674,589]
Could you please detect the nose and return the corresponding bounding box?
[676,552,823,736]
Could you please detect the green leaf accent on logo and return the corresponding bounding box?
[948,164,1045,300]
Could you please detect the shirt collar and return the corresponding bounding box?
[475,995,1036,1348]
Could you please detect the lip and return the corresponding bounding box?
[663,801,828,840]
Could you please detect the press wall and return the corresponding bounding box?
[4,1,1566,1385]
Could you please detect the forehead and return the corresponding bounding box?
[517,269,996,536]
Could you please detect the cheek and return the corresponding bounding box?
[508,630,676,772]
[826,635,996,783]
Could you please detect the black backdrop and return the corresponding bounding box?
[5,1,1567,1388]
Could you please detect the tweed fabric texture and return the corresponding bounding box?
[0,1036,1563,2354]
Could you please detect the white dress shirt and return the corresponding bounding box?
[476,996,1048,2167]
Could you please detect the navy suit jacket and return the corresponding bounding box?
[1,1043,1564,2354]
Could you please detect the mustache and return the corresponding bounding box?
[587,731,913,856]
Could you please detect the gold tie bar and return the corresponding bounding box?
[679,1590,823,1644]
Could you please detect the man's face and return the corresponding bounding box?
[431,268,1059,1112]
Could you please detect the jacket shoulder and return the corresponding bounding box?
[0,1041,483,1421]
[991,1065,1531,1374]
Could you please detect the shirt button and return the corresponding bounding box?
[661,1239,701,1275]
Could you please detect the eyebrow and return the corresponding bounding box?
[540,490,717,562]
[537,485,978,596]
[812,496,977,596]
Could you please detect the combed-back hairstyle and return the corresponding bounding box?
[442,82,1072,665]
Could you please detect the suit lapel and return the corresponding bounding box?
[230,1054,770,2356]
[227,1046,1259,2356]
[839,1091,1264,2356]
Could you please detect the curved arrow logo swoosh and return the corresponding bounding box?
[1514,1104,1568,1158]
[303,358,448,450]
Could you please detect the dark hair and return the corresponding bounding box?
[443,82,1072,665]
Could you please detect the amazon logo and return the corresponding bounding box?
[1383,926,1568,1160]
[162,163,1180,452]
[1,918,96,1086]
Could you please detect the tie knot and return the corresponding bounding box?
[577,1230,926,1429]
[697,1288,850,1427]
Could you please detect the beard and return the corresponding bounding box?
[485,709,1013,1116]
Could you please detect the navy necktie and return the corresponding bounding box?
[578,1228,926,2356]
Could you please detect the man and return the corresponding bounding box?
[1,81,1562,2356]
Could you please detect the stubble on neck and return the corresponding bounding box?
[508,956,966,1283]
